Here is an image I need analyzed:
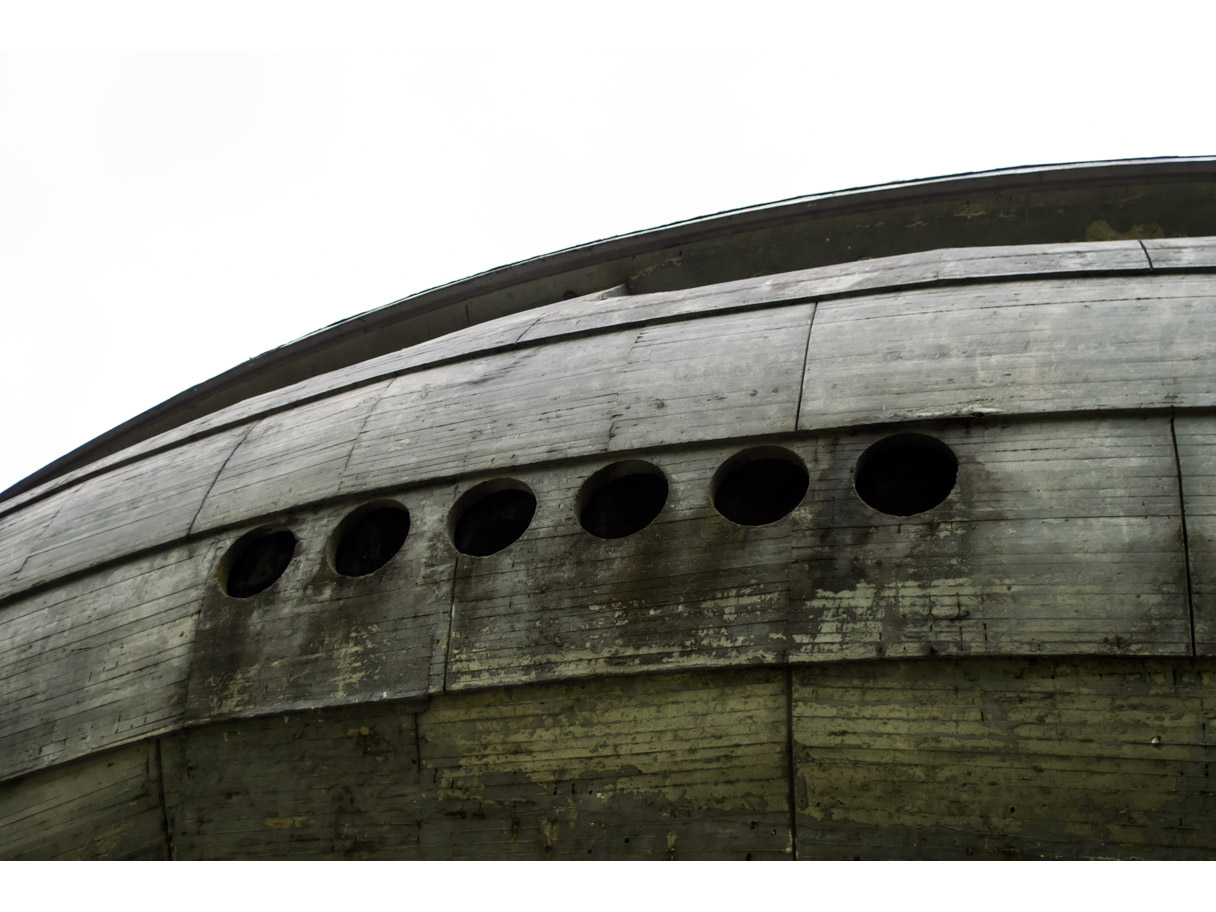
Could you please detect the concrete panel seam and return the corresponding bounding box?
[186,422,256,538]
[1139,239,1156,270]
[336,391,385,481]
[442,563,458,693]
[155,737,174,861]
[784,662,799,861]
[793,302,817,432]
[1169,416,1198,657]
[511,315,545,346]
[8,499,65,583]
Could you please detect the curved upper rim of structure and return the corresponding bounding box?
[7,155,1216,501]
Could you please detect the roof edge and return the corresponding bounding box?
[7,156,1215,501]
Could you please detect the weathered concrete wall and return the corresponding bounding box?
[3,659,1211,859]
[0,413,1199,785]
[0,741,165,860]
[3,229,1216,858]
[793,658,1216,860]
[6,240,1216,605]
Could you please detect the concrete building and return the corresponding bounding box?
[2,158,1215,859]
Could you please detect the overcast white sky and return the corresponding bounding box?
[1,2,1211,495]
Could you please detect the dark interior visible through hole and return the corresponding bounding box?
[452,485,537,556]
[579,464,667,539]
[333,504,410,577]
[225,529,296,598]
[713,450,809,526]
[854,433,958,516]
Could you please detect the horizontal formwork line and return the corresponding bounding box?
[3,652,1211,786]
[434,744,782,766]
[0,594,202,664]
[0,793,158,832]
[793,771,1213,798]
[0,683,186,744]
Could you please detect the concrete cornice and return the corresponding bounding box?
[7,156,1215,501]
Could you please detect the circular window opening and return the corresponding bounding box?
[223,528,297,598]
[712,447,809,526]
[578,461,668,539]
[450,480,537,556]
[854,433,958,516]
[331,502,411,577]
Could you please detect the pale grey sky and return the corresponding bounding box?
[2,2,1211,493]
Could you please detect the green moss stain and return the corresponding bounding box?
[1086,219,1165,241]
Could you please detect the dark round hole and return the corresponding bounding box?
[854,433,958,516]
[332,503,410,577]
[451,482,537,556]
[712,447,809,526]
[224,529,296,598]
[578,461,668,539]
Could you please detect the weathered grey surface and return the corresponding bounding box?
[338,305,812,493]
[446,447,794,690]
[793,658,1216,859]
[799,275,1216,429]
[1172,416,1216,654]
[0,741,166,860]
[0,414,1193,785]
[1143,236,1216,270]
[8,258,1216,605]
[1,427,245,603]
[184,486,456,725]
[791,417,1189,660]
[167,667,787,860]
[4,658,1213,859]
[3,213,1216,859]
[451,418,1187,687]
[518,241,1150,343]
[0,285,608,519]
[162,703,423,860]
[190,381,390,531]
[0,543,207,781]
[0,238,1159,527]
[0,496,61,592]
[417,668,789,859]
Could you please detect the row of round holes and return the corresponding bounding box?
[220,433,958,598]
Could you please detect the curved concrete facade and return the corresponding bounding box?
[2,159,1216,859]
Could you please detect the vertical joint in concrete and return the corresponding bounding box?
[784,662,799,860]
[155,738,175,861]
[1139,239,1156,270]
[793,302,818,432]
[1169,416,1197,657]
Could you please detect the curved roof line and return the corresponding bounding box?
[7,156,1215,501]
